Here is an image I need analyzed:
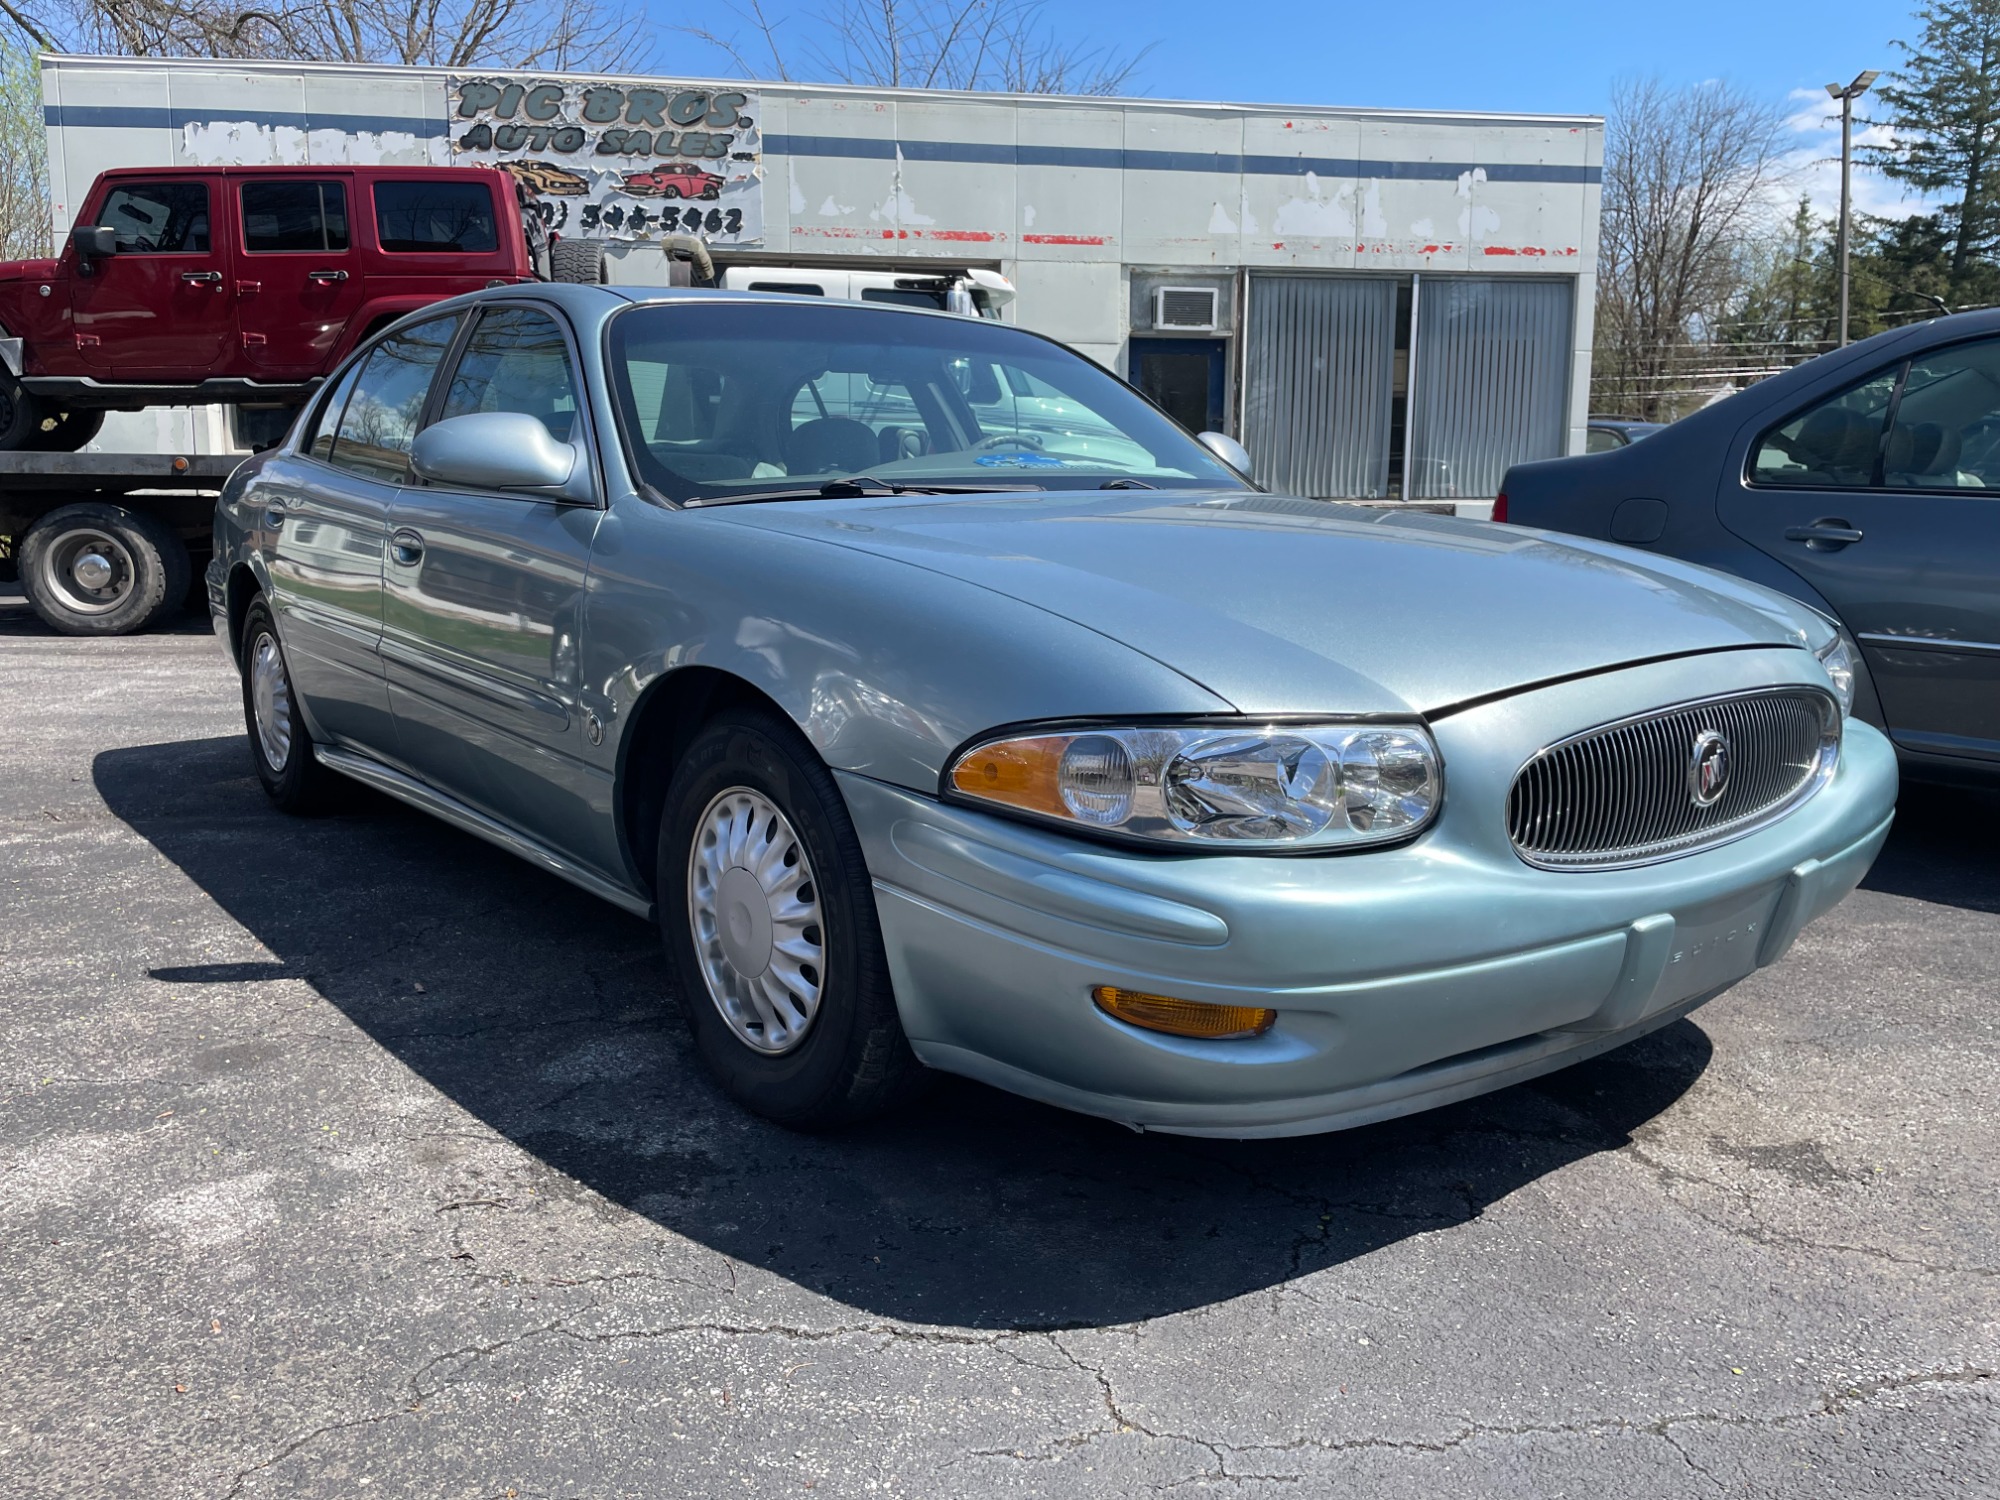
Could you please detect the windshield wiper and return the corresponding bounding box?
[1099,477,1156,489]
[686,476,1046,507]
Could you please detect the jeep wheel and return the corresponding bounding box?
[0,375,41,451]
[27,408,105,453]
[17,502,190,636]
[550,237,608,284]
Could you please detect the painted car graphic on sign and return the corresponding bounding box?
[621,165,726,200]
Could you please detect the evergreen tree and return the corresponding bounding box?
[1864,0,2000,301]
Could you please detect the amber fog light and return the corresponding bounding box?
[1092,986,1276,1040]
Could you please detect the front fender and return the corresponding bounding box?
[581,499,1230,797]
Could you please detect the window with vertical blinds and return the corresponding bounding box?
[1408,278,1572,500]
[1242,275,1396,499]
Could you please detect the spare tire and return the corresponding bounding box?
[551,238,609,284]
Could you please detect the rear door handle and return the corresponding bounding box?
[180,269,223,285]
[1783,521,1864,549]
[306,269,349,283]
[389,529,425,566]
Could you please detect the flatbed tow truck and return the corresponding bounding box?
[0,451,239,635]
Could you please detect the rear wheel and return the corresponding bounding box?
[550,237,608,283]
[0,375,41,451]
[658,708,925,1128]
[26,408,104,452]
[17,502,189,635]
[239,598,338,814]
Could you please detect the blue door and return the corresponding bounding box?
[1131,338,1226,435]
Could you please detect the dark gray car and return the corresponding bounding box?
[1503,310,2000,786]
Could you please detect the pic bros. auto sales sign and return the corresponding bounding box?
[450,76,763,246]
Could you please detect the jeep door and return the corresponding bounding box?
[379,304,606,861]
[1720,334,2000,771]
[235,176,364,379]
[263,311,463,752]
[70,175,234,375]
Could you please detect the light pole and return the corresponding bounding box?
[1827,69,1880,347]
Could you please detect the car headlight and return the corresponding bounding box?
[945,722,1442,850]
[1815,632,1857,718]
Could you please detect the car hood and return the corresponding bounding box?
[714,491,1822,715]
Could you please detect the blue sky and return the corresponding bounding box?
[668,0,1923,216]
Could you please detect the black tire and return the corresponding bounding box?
[26,408,104,452]
[17,502,190,636]
[238,598,338,815]
[662,185,682,199]
[0,374,41,451]
[550,237,608,284]
[658,708,925,1129]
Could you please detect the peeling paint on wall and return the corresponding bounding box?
[1272,172,1356,238]
[181,120,440,166]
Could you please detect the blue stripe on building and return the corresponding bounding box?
[44,105,1599,185]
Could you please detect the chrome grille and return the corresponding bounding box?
[1507,688,1840,869]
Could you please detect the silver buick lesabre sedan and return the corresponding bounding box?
[208,284,1898,1137]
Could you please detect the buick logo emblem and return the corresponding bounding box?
[1688,730,1731,807]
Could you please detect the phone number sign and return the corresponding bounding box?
[449,76,763,246]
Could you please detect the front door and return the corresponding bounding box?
[381,304,603,857]
[235,177,364,378]
[70,176,234,376]
[264,311,464,752]
[1131,337,1225,434]
[1721,336,2000,767]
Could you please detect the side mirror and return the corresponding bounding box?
[410,411,589,500]
[1198,430,1253,475]
[69,224,117,273]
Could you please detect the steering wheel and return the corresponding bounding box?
[972,432,1046,452]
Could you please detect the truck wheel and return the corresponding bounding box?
[27,408,105,453]
[17,502,190,636]
[0,376,42,451]
[551,238,608,283]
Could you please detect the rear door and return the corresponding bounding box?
[380,303,605,856]
[235,175,364,378]
[70,175,233,375]
[1719,336,2000,767]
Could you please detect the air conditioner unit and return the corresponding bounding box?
[1154,286,1219,332]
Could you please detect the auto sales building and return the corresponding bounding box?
[41,55,1602,505]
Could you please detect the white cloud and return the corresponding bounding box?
[1776,86,1927,224]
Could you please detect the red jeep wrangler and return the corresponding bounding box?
[0,164,586,451]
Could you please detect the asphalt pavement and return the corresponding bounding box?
[3,586,1996,1498]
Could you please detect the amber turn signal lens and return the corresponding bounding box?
[1092,986,1276,1040]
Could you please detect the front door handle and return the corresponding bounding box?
[1783,520,1865,550]
[306,269,349,283]
[389,529,425,567]
[180,269,223,285]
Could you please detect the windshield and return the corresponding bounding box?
[605,299,1251,503]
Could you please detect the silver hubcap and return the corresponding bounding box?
[688,787,824,1055]
[249,631,294,772]
[37,527,134,614]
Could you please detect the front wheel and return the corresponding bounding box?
[17,502,189,635]
[239,598,338,814]
[0,375,41,450]
[657,709,925,1128]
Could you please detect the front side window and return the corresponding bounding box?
[327,315,460,483]
[1882,338,2000,488]
[606,301,1249,503]
[95,182,210,253]
[440,306,580,443]
[242,181,349,253]
[372,180,497,253]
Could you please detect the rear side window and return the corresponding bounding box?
[1750,370,1898,488]
[96,182,210,252]
[327,315,460,483]
[242,181,349,253]
[303,361,364,461]
[372,180,497,253]
[440,306,580,443]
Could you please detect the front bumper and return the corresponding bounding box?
[841,649,1900,1138]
